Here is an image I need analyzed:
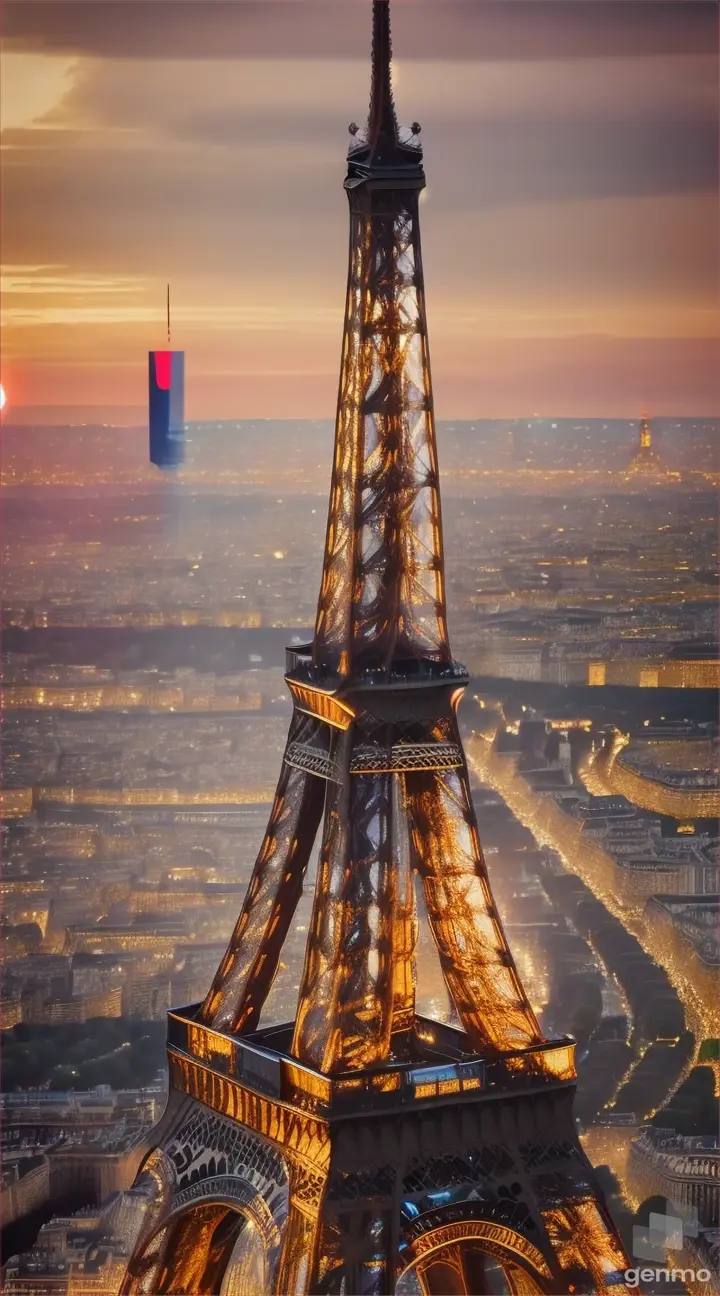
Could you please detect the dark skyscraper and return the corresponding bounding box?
[149,348,185,470]
[121,5,630,1293]
[149,291,184,469]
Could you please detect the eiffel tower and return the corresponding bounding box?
[625,410,677,481]
[121,5,630,1293]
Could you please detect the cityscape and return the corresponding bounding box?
[1,1,718,1295]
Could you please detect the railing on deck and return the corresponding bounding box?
[166,1008,575,1120]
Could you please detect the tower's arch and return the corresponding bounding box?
[395,1220,554,1295]
[123,1194,270,1296]
[120,1102,290,1296]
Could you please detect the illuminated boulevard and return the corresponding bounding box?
[466,711,717,1218]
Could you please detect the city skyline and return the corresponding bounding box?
[1,0,718,422]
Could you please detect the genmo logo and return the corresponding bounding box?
[625,1196,714,1289]
[625,1265,713,1289]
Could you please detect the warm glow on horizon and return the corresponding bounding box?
[0,384,6,411]
[0,51,77,132]
[1,6,717,418]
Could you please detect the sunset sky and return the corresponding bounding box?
[1,0,718,420]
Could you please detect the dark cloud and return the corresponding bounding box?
[4,107,715,241]
[4,111,716,306]
[5,0,717,62]
[159,107,718,204]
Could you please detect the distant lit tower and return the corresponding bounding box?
[121,5,630,1293]
[149,285,185,470]
[625,410,678,482]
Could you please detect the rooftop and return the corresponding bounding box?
[631,1127,720,1181]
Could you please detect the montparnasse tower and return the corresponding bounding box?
[119,5,630,1292]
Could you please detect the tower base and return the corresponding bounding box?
[121,1010,629,1294]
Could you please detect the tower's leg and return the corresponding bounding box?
[406,764,543,1054]
[390,772,418,1033]
[292,762,397,1072]
[541,1198,631,1294]
[274,1200,320,1296]
[417,1244,471,1295]
[200,723,325,1035]
[140,1204,244,1295]
[504,1263,547,1295]
[461,1245,499,1295]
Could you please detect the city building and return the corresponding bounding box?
[629,1128,719,1227]
[47,1130,147,1205]
[148,336,184,472]
[582,727,720,820]
[1,1156,51,1227]
[1,1087,164,1260]
[588,659,720,690]
[122,977,171,1021]
[3,1204,137,1296]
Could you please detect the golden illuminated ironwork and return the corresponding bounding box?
[199,756,325,1035]
[285,680,355,730]
[542,1199,630,1295]
[407,765,544,1056]
[193,0,549,1079]
[312,64,449,679]
[167,1052,330,1178]
[624,409,680,482]
[390,771,419,1032]
[401,1221,553,1286]
[123,5,630,1293]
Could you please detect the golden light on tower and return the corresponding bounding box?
[118,5,631,1292]
[624,407,680,482]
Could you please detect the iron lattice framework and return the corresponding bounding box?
[122,5,631,1293]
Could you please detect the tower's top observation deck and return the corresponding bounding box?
[346,0,425,186]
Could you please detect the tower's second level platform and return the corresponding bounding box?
[167,1007,576,1128]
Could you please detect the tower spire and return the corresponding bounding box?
[367,0,399,155]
